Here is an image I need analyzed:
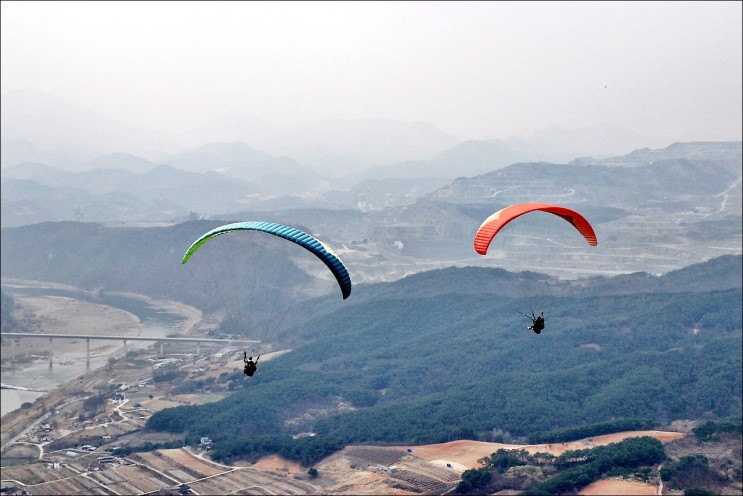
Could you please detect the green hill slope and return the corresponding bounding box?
[145,256,742,465]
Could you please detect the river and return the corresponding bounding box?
[1,285,187,416]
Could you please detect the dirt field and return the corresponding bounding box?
[253,454,304,473]
[383,430,687,471]
[239,431,685,495]
[579,478,658,495]
[590,430,686,446]
[304,431,685,494]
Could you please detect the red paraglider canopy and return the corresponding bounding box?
[474,202,598,255]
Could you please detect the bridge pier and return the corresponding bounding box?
[160,342,164,355]
[197,342,200,355]
[11,338,15,363]
[86,338,90,367]
[49,337,53,367]
[123,339,127,357]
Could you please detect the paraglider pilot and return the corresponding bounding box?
[243,351,260,377]
[528,312,545,334]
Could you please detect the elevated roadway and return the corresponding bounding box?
[0,332,259,366]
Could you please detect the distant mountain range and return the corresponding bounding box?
[1,141,741,284]
[1,89,462,170]
[2,88,659,174]
[3,135,739,216]
[1,162,258,224]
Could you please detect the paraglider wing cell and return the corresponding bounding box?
[182,221,352,299]
[473,202,597,255]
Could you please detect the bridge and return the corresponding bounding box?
[0,332,260,367]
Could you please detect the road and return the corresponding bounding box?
[708,177,742,216]
[1,408,54,454]
[0,395,90,455]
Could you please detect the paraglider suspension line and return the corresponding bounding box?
[515,309,537,321]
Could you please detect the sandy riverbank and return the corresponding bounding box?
[1,280,204,367]
[1,295,141,364]
[1,282,207,447]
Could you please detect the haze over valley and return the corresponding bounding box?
[1,3,741,495]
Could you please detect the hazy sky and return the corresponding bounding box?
[2,1,741,143]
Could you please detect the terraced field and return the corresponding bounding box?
[342,446,460,494]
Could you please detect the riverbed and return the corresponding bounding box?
[1,282,200,416]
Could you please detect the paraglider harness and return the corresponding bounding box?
[243,351,260,377]
[519,310,545,334]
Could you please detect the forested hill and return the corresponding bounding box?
[2,217,739,336]
[145,255,742,465]
[346,255,743,303]
[0,220,320,322]
[1,218,739,305]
